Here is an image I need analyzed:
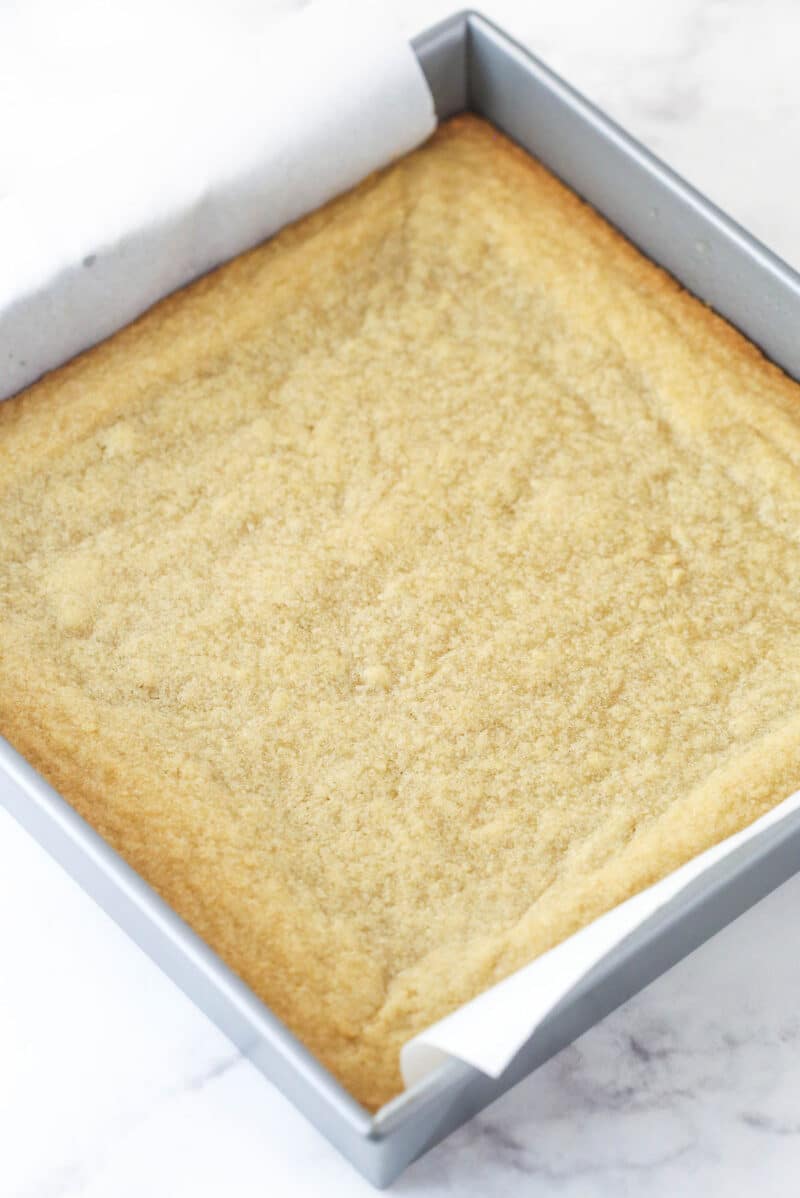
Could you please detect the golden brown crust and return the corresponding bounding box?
[4,115,800,1109]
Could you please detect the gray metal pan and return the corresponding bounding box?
[3,9,800,1188]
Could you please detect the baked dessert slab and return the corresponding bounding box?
[3,115,800,1110]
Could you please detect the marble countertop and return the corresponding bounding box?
[3,1,800,1194]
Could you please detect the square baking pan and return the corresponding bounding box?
[3,10,800,1189]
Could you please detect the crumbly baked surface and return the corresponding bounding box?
[3,115,800,1110]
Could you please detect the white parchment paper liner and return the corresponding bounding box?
[0,3,435,400]
[403,788,800,1087]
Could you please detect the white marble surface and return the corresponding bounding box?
[3,0,800,1193]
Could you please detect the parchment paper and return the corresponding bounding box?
[0,2,435,400]
[402,788,800,1086]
